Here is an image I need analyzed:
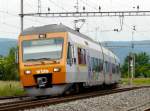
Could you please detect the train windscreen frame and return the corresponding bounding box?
[22,37,64,62]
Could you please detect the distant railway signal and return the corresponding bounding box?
[128,53,135,85]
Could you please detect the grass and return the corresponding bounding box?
[0,78,149,97]
[121,78,150,85]
[0,81,26,96]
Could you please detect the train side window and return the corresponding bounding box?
[84,49,86,64]
[106,62,109,73]
[95,58,99,72]
[116,65,120,74]
[97,59,100,72]
[112,64,115,74]
[91,57,95,71]
[78,48,86,65]
[115,65,118,74]
[115,65,117,74]
[107,62,109,73]
[99,59,103,72]
[109,63,111,73]
[93,58,97,72]
[67,42,72,64]
[105,61,109,73]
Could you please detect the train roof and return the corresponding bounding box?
[21,24,94,42]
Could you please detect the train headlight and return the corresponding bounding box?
[39,34,46,39]
[53,67,61,72]
[24,70,32,75]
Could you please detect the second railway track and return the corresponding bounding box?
[0,85,149,111]
[0,95,28,100]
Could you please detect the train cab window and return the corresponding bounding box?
[78,48,86,65]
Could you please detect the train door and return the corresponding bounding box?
[104,61,109,84]
[66,42,77,82]
[109,62,112,84]
[77,47,88,82]
[87,50,91,82]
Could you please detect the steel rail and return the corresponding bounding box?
[0,95,28,100]
[145,108,150,111]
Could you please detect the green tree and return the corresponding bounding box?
[121,56,129,78]
[0,55,4,79]
[135,52,149,66]
[121,52,150,78]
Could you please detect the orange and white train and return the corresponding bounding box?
[18,24,121,96]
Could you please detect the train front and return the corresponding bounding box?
[18,32,68,96]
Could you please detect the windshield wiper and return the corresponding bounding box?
[36,58,52,61]
[26,58,57,62]
[26,59,39,61]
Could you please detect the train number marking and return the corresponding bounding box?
[36,69,49,74]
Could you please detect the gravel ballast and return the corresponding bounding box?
[28,87,150,111]
[0,98,21,104]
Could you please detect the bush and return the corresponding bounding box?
[0,47,18,80]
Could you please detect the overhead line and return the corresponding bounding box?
[2,22,20,29]
[0,30,18,34]
[0,10,18,17]
[21,10,150,17]
[48,0,68,12]
[80,0,98,11]
[0,10,47,25]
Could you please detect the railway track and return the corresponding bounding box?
[0,85,149,111]
[0,95,28,100]
[145,108,150,111]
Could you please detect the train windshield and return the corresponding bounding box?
[22,38,64,62]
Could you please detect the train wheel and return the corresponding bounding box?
[74,83,84,93]
[112,83,118,89]
[75,84,80,94]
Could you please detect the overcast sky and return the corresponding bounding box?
[0,0,150,41]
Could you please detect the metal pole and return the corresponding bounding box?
[130,26,136,84]
[133,26,136,81]
[95,27,99,41]
[131,54,134,84]
[21,0,24,32]
[38,0,41,13]
[131,31,134,81]
[133,53,135,79]
[128,54,130,85]
[75,0,79,12]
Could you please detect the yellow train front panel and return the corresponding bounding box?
[20,64,66,87]
[18,32,68,87]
